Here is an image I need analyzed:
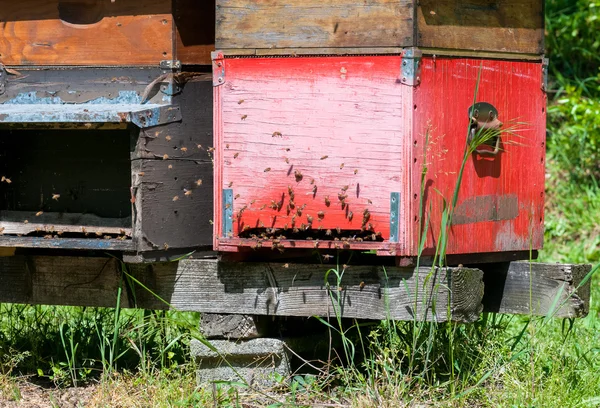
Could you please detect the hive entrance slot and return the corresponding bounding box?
[238,227,384,243]
[0,128,132,240]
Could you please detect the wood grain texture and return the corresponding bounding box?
[0,211,130,235]
[417,0,544,54]
[215,56,413,253]
[0,257,590,321]
[0,256,481,322]
[0,0,173,66]
[482,262,591,318]
[215,0,413,50]
[412,58,546,257]
[132,159,213,252]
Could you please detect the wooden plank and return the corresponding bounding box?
[482,262,591,318]
[133,261,485,322]
[0,0,173,66]
[0,257,591,321]
[215,0,414,51]
[0,256,484,322]
[0,211,131,236]
[0,236,133,250]
[416,0,544,54]
[174,0,214,65]
[132,160,213,252]
[131,76,214,253]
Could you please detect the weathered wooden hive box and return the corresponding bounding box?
[0,1,215,259]
[213,0,547,263]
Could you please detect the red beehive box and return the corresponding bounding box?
[212,0,546,264]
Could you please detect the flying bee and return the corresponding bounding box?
[95,231,102,237]
[235,194,240,199]
[184,189,192,196]
[296,207,303,217]
[250,199,256,205]
[180,147,188,153]
[285,157,290,164]
[138,172,145,177]
[164,243,169,250]
[310,178,315,185]
[324,196,331,207]
[241,115,248,120]
[339,163,344,169]
[44,234,52,240]
[312,185,317,195]
[207,147,215,153]
[326,229,332,236]
[320,155,328,160]
[163,154,169,160]
[259,204,266,210]
[314,240,319,248]
[368,199,373,205]
[238,99,245,104]
[287,186,295,201]
[173,196,179,201]
[317,211,325,219]
[372,233,377,241]
[52,194,60,201]
[322,254,333,261]
[343,242,350,249]
[165,135,172,141]
[272,131,282,137]
[225,203,231,209]
[294,170,303,182]
[338,193,347,201]
[196,179,203,186]
[1,176,11,184]
[336,226,341,234]
[341,185,349,192]
[348,211,353,221]
[168,164,173,169]
[285,148,291,152]
[226,144,230,149]
[234,152,239,159]
[283,263,289,268]
[354,169,358,175]
[359,281,366,289]
[264,167,271,172]
[35,211,43,217]
[293,227,300,233]
[307,215,313,224]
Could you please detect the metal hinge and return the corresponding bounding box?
[399,47,422,87]
[212,51,225,87]
[130,105,182,128]
[541,57,549,92]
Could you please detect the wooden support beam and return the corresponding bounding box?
[481,262,591,318]
[0,257,590,321]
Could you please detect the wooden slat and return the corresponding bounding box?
[417,0,544,54]
[0,257,590,321]
[0,211,130,236]
[0,0,173,66]
[215,0,414,50]
[482,262,591,318]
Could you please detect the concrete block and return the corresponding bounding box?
[191,338,291,387]
[200,313,267,339]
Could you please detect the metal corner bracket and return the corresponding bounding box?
[541,57,549,92]
[212,51,226,87]
[389,192,400,243]
[399,47,422,87]
[222,189,234,237]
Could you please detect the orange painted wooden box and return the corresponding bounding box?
[212,1,547,264]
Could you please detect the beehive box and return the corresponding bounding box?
[213,0,547,263]
[0,1,215,258]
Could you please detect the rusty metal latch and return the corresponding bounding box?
[399,47,422,87]
[468,102,502,155]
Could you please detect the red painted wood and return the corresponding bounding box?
[412,57,546,257]
[213,55,546,260]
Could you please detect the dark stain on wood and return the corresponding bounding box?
[452,194,519,225]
